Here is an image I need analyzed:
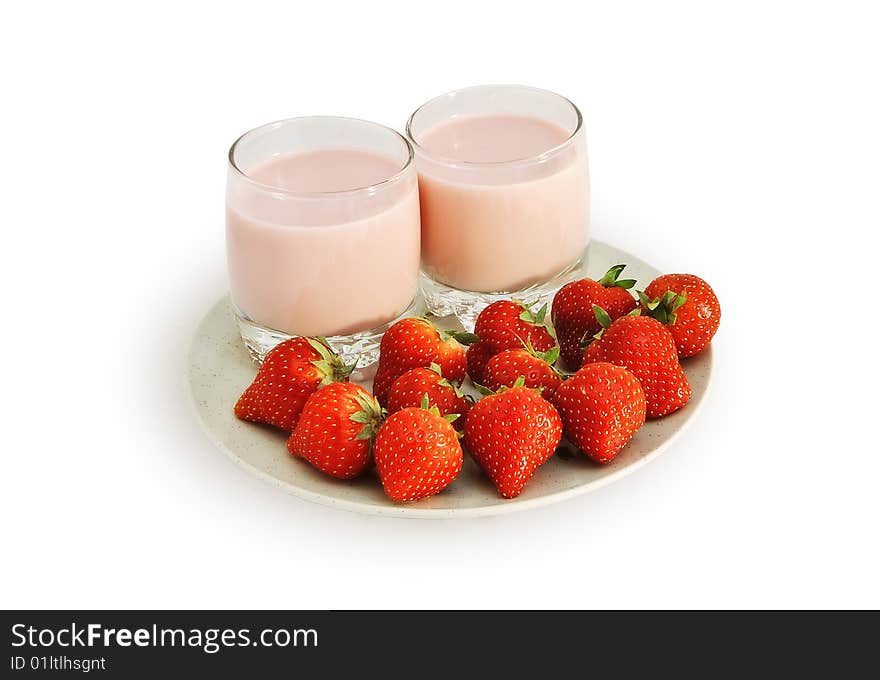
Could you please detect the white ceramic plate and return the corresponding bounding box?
[188,240,712,518]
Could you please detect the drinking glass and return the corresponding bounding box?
[406,85,589,329]
[226,116,421,364]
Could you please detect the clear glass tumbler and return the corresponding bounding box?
[226,116,421,365]
[406,85,589,329]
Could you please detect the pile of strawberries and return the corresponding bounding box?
[234,267,720,502]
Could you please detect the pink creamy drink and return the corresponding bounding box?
[408,88,589,294]
[226,126,420,340]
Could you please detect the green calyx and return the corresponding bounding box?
[427,363,472,402]
[421,315,480,347]
[579,306,641,350]
[514,299,558,342]
[592,304,613,330]
[598,264,637,289]
[448,330,480,346]
[517,336,564,378]
[348,390,385,442]
[475,375,542,397]
[474,382,495,397]
[638,289,687,325]
[419,392,460,425]
[307,337,357,385]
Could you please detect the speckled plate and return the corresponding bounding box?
[188,240,713,518]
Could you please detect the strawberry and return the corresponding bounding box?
[483,344,563,401]
[374,397,463,502]
[466,342,494,385]
[386,363,473,427]
[640,274,721,358]
[551,264,639,369]
[473,299,556,355]
[287,382,383,479]
[583,308,690,418]
[372,317,477,405]
[554,362,646,463]
[234,336,353,432]
[463,380,563,499]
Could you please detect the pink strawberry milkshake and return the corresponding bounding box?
[407,87,589,294]
[226,118,421,338]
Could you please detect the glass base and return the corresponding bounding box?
[233,296,423,369]
[419,249,589,332]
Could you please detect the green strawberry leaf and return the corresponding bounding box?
[592,304,613,329]
[641,289,687,326]
[415,393,442,417]
[307,337,356,382]
[438,377,469,399]
[637,291,659,310]
[451,331,480,346]
[338,361,357,379]
[598,264,637,289]
[515,298,558,342]
[535,303,548,325]
[540,345,561,366]
[598,264,626,286]
[671,291,688,312]
[307,337,334,362]
[474,382,495,396]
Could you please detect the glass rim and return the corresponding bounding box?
[405,84,584,169]
[228,115,415,198]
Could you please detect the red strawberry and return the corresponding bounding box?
[466,342,494,385]
[373,317,476,405]
[640,274,721,358]
[386,363,473,427]
[484,344,563,401]
[234,336,353,432]
[551,264,639,369]
[554,362,646,463]
[474,300,556,355]
[374,399,463,502]
[583,308,690,418]
[463,380,563,499]
[287,382,383,479]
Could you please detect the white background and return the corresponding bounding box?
[2,1,878,609]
